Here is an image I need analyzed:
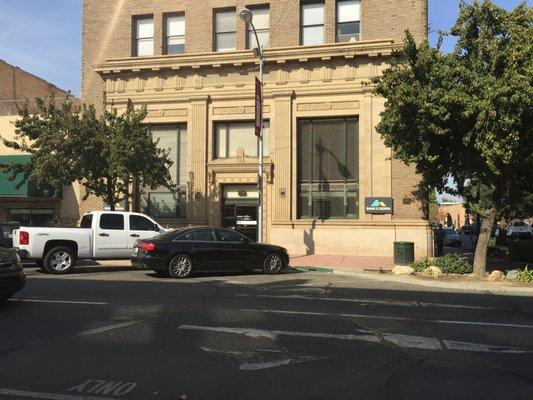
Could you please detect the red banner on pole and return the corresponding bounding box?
[255,77,262,138]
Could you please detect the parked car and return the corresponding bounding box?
[13,211,166,275]
[0,222,20,248]
[0,247,25,301]
[132,227,289,279]
[506,220,531,240]
[443,228,461,247]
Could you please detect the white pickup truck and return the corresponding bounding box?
[13,211,166,274]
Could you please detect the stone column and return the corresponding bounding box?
[188,96,209,224]
[272,91,294,222]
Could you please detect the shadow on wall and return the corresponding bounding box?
[303,220,316,256]
[59,184,80,227]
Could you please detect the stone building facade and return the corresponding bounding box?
[81,0,433,257]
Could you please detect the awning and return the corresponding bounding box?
[0,155,31,197]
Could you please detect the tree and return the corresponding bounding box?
[373,1,532,276]
[0,98,175,211]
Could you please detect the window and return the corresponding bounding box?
[298,118,359,219]
[247,7,269,49]
[216,229,247,242]
[80,214,93,228]
[180,229,216,241]
[134,16,154,56]
[8,209,54,227]
[301,2,324,45]
[145,125,187,219]
[130,215,156,231]
[99,214,125,230]
[337,0,360,42]
[165,14,185,54]
[215,121,270,158]
[215,9,236,52]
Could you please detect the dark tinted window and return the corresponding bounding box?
[180,229,215,241]
[130,215,155,231]
[216,229,246,242]
[99,214,124,230]
[80,214,93,228]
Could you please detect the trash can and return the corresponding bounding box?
[394,241,415,265]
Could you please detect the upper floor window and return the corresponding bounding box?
[301,2,324,45]
[215,121,270,159]
[134,16,154,56]
[337,0,360,42]
[215,9,236,52]
[165,14,185,54]
[247,7,269,50]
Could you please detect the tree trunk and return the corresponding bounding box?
[472,209,496,277]
[131,175,140,212]
[106,178,115,211]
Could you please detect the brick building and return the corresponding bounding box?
[0,59,79,226]
[81,0,433,257]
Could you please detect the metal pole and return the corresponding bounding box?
[257,50,264,243]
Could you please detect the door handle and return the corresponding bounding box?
[130,234,140,238]
[99,233,109,237]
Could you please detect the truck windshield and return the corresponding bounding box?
[80,214,93,228]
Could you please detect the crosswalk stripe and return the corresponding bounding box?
[235,294,493,309]
[241,308,533,329]
[178,324,531,354]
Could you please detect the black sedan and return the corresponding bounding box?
[132,227,289,279]
[0,247,25,301]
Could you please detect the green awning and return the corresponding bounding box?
[0,155,31,197]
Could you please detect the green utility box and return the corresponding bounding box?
[394,242,415,265]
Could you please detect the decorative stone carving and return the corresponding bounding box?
[213,106,270,115]
[147,109,188,118]
[297,101,359,111]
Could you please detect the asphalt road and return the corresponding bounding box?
[1,264,533,400]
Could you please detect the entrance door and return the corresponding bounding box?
[222,185,259,242]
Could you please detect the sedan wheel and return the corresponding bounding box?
[263,253,284,275]
[168,254,193,279]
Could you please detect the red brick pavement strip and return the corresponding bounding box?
[289,254,394,271]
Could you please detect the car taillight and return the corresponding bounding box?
[20,231,29,245]
[138,242,155,252]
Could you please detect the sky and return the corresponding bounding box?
[0,0,529,96]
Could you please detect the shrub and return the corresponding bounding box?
[516,266,533,283]
[410,253,472,274]
[509,240,533,263]
[435,253,472,274]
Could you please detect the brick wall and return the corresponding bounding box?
[0,59,71,116]
[82,0,428,109]
[391,157,425,220]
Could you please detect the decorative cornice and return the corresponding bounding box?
[95,40,400,76]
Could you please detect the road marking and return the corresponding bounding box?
[178,324,531,354]
[235,294,493,309]
[64,321,143,339]
[239,356,324,371]
[9,299,107,305]
[0,388,116,400]
[242,308,533,330]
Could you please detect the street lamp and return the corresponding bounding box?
[239,8,265,243]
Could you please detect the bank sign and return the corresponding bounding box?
[365,197,394,214]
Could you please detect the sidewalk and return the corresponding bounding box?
[289,254,394,271]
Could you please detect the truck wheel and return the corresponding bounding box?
[43,246,76,275]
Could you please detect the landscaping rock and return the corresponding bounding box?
[506,269,521,280]
[422,266,443,278]
[392,265,415,275]
[488,270,505,282]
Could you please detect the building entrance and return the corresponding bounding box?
[222,185,259,242]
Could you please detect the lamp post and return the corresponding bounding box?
[239,8,265,243]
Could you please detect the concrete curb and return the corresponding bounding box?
[292,266,533,296]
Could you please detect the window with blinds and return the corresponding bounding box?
[165,14,185,54]
[301,2,324,45]
[298,118,359,219]
[247,7,269,50]
[215,121,270,159]
[134,16,154,56]
[337,0,361,42]
[215,9,237,52]
[144,125,188,219]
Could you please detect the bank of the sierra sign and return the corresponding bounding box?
[365,197,394,214]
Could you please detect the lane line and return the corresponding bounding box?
[9,299,107,305]
[235,294,493,309]
[0,388,116,400]
[178,324,531,354]
[241,308,533,330]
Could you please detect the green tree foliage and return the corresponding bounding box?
[0,98,174,211]
[373,1,532,276]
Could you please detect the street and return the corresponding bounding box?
[1,265,533,400]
